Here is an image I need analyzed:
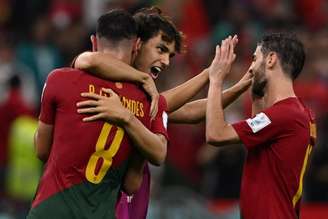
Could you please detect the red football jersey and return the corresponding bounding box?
[32,68,168,211]
[232,97,316,219]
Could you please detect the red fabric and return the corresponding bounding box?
[242,79,328,118]
[180,0,209,44]
[296,0,327,30]
[232,97,315,219]
[49,0,82,21]
[167,124,205,184]
[294,80,328,116]
[209,200,328,219]
[180,0,210,75]
[34,67,167,207]
[150,95,169,140]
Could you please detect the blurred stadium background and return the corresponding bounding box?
[0,0,327,218]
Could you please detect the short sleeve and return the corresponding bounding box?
[232,106,285,150]
[150,95,169,140]
[39,72,58,124]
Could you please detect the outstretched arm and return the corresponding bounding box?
[161,69,209,113]
[206,36,241,147]
[162,36,240,113]
[169,71,252,123]
[168,99,206,123]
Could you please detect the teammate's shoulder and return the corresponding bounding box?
[46,67,84,81]
[260,99,294,122]
[269,97,313,126]
[269,97,300,113]
[49,67,82,76]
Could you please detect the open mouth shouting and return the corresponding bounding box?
[150,66,163,79]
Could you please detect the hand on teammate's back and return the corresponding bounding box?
[77,88,132,126]
[141,75,159,120]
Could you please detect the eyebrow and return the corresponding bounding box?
[159,43,176,58]
[159,43,169,52]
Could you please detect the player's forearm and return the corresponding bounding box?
[161,69,208,113]
[206,81,229,146]
[34,131,47,162]
[34,122,53,162]
[221,82,247,108]
[123,152,146,195]
[123,115,167,166]
[168,83,246,124]
[75,52,149,83]
[168,99,206,124]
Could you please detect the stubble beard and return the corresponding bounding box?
[251,61,267,98]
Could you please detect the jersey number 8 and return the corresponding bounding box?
[85,123,124,184]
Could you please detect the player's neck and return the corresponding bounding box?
[102,48,131,65]
[264,77,296,107]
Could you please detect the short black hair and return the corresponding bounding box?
[133,7,184,53]
[258,32,305,80]
[96,9,137,42]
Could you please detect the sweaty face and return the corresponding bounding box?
[133,32,176,79]
[249,46,268,98]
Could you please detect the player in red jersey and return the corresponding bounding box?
[27,9,168,219]
[74,7,252,219]
[206,33,316,219]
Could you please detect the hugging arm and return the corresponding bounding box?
[74,52,159,118]
[77,89,167,166]
[34,121,53,162]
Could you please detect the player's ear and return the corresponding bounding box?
[267,51,277,69]
[90,34,97,52]
[133,37,142,53]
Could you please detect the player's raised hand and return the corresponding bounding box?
[77,88,132,126]
[208,35,238,82]
[141,75,159,120]
[235,70,254,93]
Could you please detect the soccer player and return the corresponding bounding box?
[27,9,168,219]
[75,8,252,121]
[74,7,252,219]
[206,33,316,218]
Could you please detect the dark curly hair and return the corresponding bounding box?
[133,7,185,53]
[258,32,305,80]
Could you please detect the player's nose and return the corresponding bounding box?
[161,54,170,68]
